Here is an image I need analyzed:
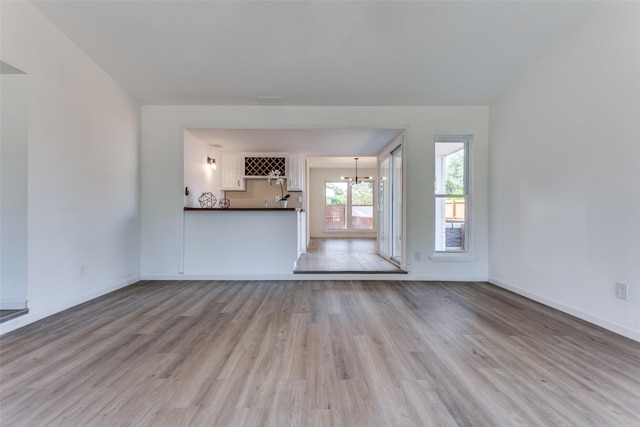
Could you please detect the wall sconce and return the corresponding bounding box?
[207,157,216,170]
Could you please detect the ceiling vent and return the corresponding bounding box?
[256,96,284,105]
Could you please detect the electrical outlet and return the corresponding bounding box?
[414,251,422,262]
[615,282,629,301]
[79,264,87,277]
[275,195,280,202]
[297,196,302,203]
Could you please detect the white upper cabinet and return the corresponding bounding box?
[220,152,245,190]
[287,154,304,191]
[221,152,304,191]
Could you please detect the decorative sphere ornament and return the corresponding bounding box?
[219,198,230,209]
[198,192,217,209]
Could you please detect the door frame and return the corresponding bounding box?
[377,133,406,269]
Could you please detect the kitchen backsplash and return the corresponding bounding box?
[223,179,302,209]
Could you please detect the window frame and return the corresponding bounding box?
[324,179,375,232]
[433,135,472,254]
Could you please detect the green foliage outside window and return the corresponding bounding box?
[326,182,347,205]
[351,182,373,205]
[326,181,373,205]
[325,181,373,206]
[445,151,464,195]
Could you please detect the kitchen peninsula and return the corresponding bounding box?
[183,207,305,276]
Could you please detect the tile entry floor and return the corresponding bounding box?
[294,238,405,274]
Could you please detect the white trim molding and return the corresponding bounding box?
[490,276,640,343]
[0,299,28,310]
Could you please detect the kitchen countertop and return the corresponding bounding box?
[184,207,303,212]
[183,205,302,275]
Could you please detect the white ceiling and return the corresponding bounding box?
[31,0,597,106]
[306,156,377,169]
[29,1,596,164]
[186,128,402,161]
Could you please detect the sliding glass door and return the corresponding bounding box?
[378,157,391,258]
[378,136,404,266]
[391,146,402,262]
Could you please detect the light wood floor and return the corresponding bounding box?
[0,309,28,324]
[294,238,405,274]
[1,280,639,426]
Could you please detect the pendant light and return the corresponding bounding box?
[341,157,372,184]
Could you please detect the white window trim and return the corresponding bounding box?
[433,135,472,256]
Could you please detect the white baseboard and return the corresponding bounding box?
[143,273,413,281]
[489,276,640,343]
[0,275,140,336]
[144,272,489,282]
[0,299,28,310]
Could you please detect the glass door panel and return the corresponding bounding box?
[378,157,390,258]
[377,137,403,266]
[391,146,402,262]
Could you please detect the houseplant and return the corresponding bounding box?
[268,170,290,207]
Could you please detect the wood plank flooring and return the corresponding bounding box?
[1,280,639,426]
[0,309,28,324]
[294,239,405,274]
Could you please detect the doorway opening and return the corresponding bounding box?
[182,127,406,274]
[298,132,405,274]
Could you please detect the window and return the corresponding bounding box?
[325,181,374,231]
[434,136,470,252]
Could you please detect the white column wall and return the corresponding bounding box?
[0,73,28,309]
[489,3,640,341]
[0,2,141,333]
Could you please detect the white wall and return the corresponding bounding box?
[489,3,640,341]
[142,106,489,280]
[309,167,377,239]
[183,129,220,207]
[0,2,141,333]
[0,72,28,309]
